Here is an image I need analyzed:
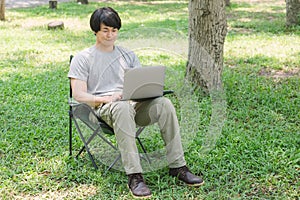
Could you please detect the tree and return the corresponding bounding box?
[0,0,5,21]
[225,0,230,7]
[286,0,300,27]
[77,0,88,4]
[186,0,227,92]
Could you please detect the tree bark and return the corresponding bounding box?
[0,0,5,21]
[186,0,227,93]
[49,0,57,9]
[225,0,230,7]
[77,0,88,4]
[286,0,300,27]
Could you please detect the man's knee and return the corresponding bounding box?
[157,97,176,113]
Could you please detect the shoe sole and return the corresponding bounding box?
[186,180,205,187]
[127,185,152,199]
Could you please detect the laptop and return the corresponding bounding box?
[121,66,166,101]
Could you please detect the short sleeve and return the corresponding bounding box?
[68,53,90,82]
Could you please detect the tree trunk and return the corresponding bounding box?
[77,0,88,4]
[286,0,300,27]
[0,0,5,21]
[186,0,227,93]
[225,0,230,7]
[49,0,57,9]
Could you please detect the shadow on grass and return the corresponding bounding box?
[11,1,188,19]
[227,2,300,35]
[1,1,299,199]
[0,62,120,198]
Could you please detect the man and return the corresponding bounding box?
[68,7,204,199]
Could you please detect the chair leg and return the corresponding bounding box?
[69,111,73,156]
[75,130,98,159]
[87,150,99,170]
[96,132,118,151]
[106,154,121,172]
[136,127,151,163]
[73,119,101,169]
[136,137,151,164]
[72,118,122,171]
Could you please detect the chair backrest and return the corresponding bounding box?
[69,55,74,100]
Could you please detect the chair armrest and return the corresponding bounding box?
[70,101,114,134]
[163,90,174,96]
[70,101,99,119]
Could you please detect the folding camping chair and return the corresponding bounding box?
[68,98,150,171]
[68,55,176,171]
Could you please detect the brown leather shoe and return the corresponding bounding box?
[169,166,204,186]
[128,173,152,199]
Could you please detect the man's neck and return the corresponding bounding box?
[95,43,114,52]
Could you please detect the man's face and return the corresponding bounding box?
[96,23,119,47]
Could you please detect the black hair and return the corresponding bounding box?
[90,7,121,33]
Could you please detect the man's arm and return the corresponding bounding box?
[71,78,121,107]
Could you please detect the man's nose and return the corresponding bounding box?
[107,31,112,38]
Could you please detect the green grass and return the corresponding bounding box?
[0,0,299,199]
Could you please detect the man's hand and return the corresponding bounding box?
[111,92,122,102]
[98,92,122,104]
[71,78,123,106]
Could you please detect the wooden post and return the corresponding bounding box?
[49,0,57,9]
[77,0,88,4]
[0,0,5,21]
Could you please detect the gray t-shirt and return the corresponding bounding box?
[68,45,141,96]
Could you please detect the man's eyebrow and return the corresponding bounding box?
[101,27,116,30]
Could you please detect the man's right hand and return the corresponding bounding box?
[111,92,122,102]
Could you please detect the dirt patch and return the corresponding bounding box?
[14,184,98,200]
[259,67,300,78]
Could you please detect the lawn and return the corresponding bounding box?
[0,0,299,199]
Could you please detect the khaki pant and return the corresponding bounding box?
[96,97,186,174]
